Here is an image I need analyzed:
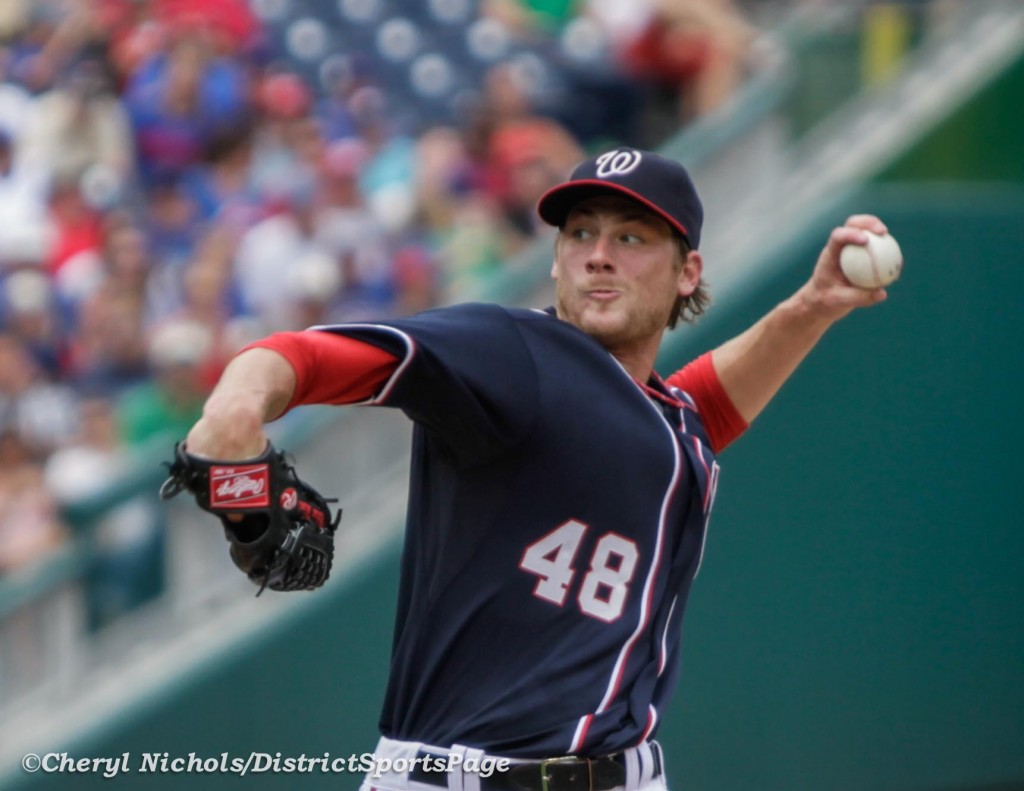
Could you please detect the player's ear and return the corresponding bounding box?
[677,250,703,297]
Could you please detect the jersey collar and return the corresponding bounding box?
[542,306,685,410]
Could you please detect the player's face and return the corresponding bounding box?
[552,196,701,361]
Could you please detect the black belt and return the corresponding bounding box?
[409,747,661,791]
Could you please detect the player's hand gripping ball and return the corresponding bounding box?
[839,230,903,289]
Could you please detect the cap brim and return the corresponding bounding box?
[537,180,690,241]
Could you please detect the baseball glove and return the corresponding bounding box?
[159,441,341,595]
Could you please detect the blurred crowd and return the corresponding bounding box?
[0,0,765,601]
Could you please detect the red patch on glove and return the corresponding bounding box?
[210,465,271,509]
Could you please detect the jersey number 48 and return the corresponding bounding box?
[518,520,639,623]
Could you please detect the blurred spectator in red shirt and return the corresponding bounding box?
[46,174,104,285]
[151,0,263,57]
[620,0,756,121]
[480,61,582,239]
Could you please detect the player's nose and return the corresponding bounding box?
[585,233,615,273]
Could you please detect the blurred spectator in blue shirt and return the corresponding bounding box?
[1,269,64,379]
[124,29,252,185]
[177,119,267,233]
[140,171,204,273]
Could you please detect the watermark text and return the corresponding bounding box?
[21,751,512,779]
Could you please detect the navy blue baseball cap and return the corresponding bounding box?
[537,148,703,248]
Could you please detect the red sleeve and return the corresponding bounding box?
[665,352,748,453]
[244,331,400,413]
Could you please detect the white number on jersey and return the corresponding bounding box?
[519,522,640,622]
[577,533,639,622]
[518,519,587,605]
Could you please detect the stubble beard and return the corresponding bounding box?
[555,285,669,354]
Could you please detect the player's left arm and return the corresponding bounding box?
[707,214,890,424]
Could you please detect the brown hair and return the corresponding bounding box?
[667,234,710,329]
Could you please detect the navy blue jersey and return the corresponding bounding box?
[320,303,719,758]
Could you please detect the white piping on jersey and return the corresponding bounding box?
[569,360,684,754]
[569,714,592,755]
[308,323,417,405]
[658,595,678,676]
[641,704,658,743]
[671,386,698,411]
[689,436,720,581]
[689,436,712,512]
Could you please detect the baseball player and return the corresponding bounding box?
[172,148,889,790]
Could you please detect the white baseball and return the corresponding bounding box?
[839,231,903,289]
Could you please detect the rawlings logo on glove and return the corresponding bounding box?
[160,441,342,595]
[211,466,270,507]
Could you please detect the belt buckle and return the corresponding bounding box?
[539,756,589,791]
[540,754,610,790]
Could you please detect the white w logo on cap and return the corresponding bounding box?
[595,149,642,178]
